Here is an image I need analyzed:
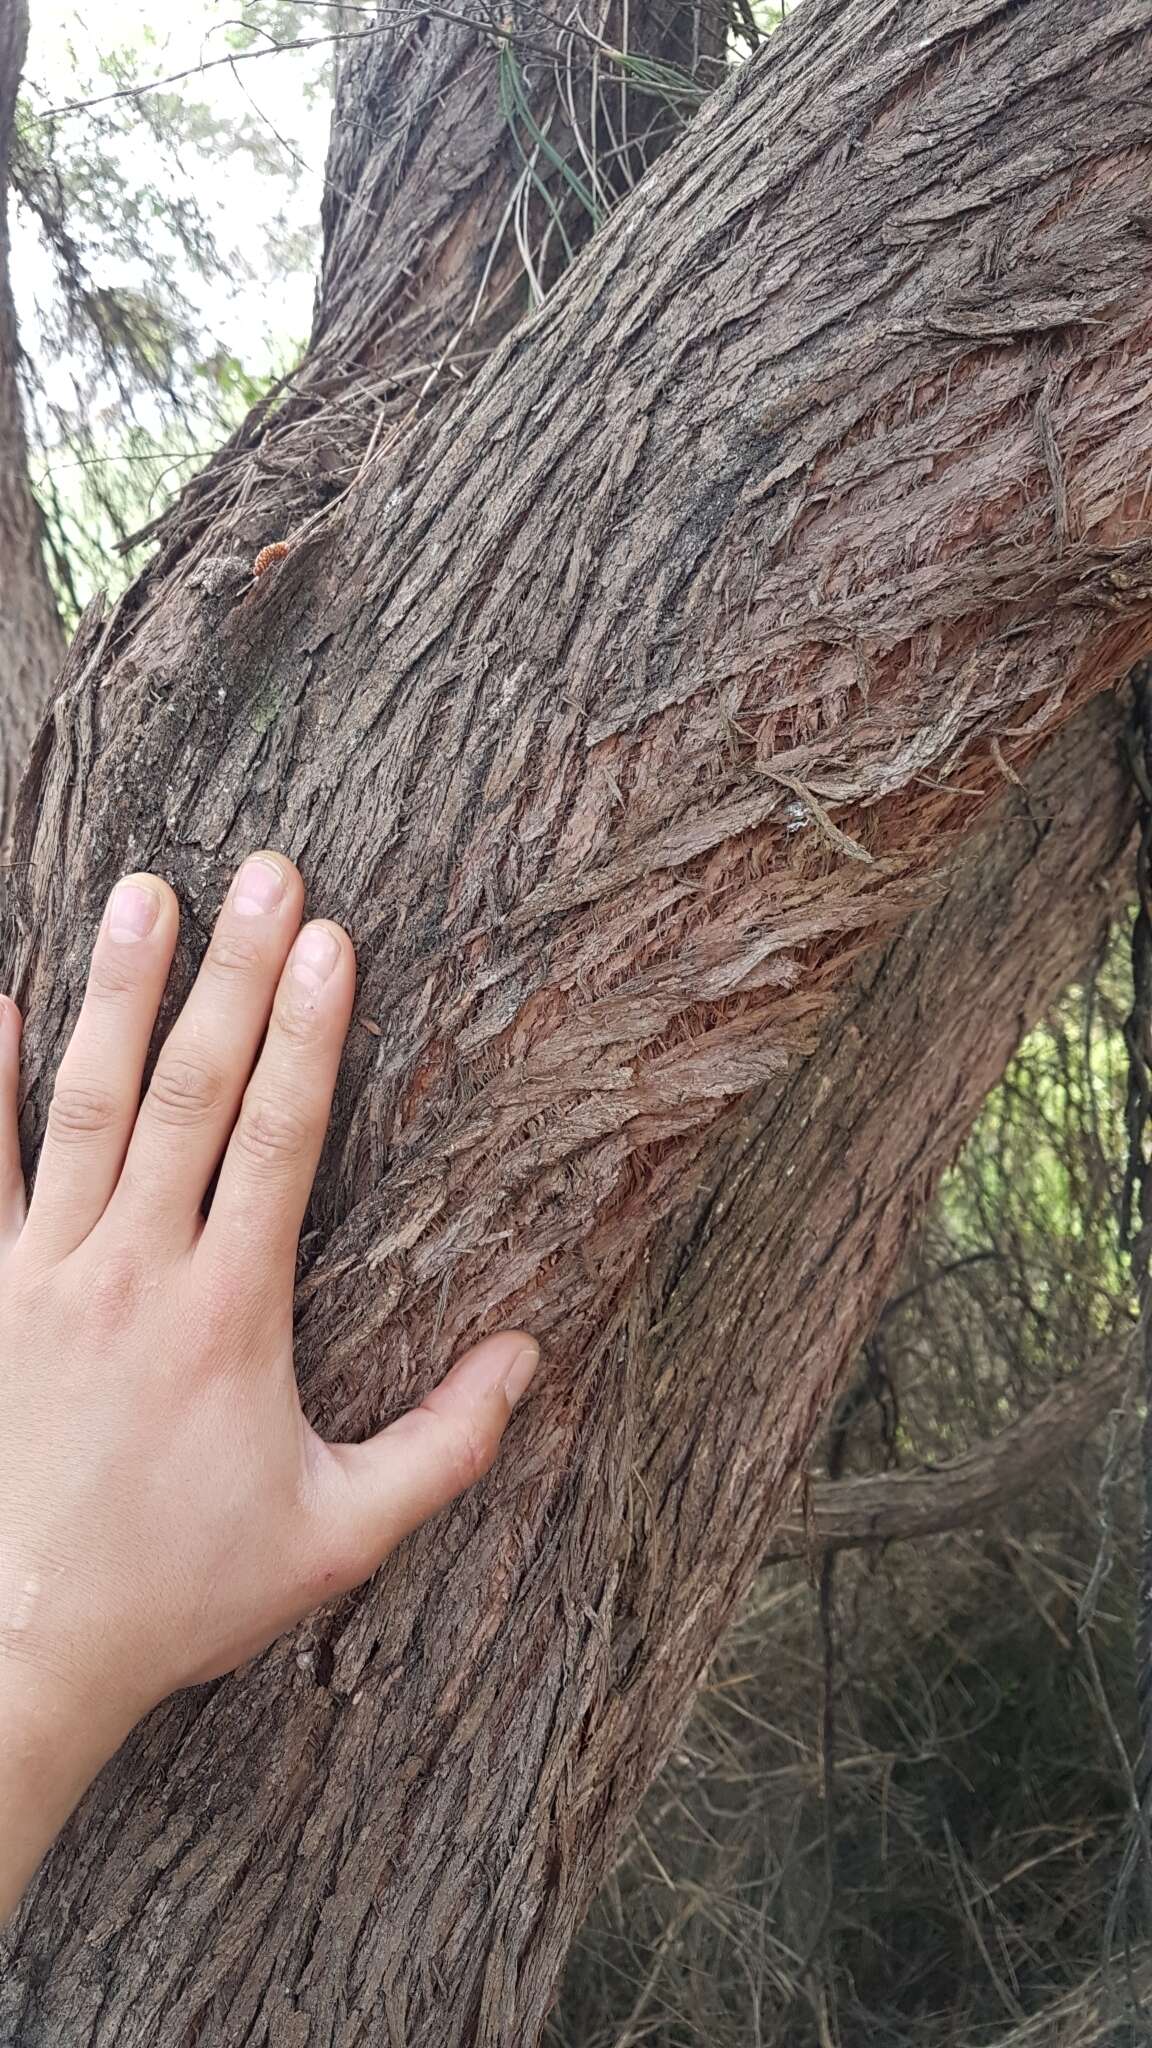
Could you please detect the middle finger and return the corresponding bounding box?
[112,852,304,1244]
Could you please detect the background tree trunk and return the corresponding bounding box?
[0,0,65,845]
[139,0,727,569]
[2,1,1151,2041]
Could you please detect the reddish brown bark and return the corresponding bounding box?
[0,0,65,845]
[1,0,1151,2041]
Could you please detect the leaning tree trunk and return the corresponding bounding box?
[0,0,65,844]
[3,2,1152,2043]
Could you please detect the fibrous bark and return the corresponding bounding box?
[1,696,1136,2048]
[0,0,65,845]
[2,1,1152,2042]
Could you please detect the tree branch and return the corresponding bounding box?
[765,1336,1134,1564]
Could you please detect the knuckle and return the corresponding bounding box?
[206,929,266,982]
[233,1093,311,1172]
[80,1246,142,1331]
[273,987,322,1046]
[47,1080,119,1146]
[147,1052,225,1128]
[87,949,143,1002]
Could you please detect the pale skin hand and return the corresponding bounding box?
[0,853,538,1919]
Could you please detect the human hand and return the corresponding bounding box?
[0,853,537,1914]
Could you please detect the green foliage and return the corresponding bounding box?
[12,0,785,602]
[10,3,334,609]
[942,941,1130,1326]
[31,335,303,624]
[490,0,769,314]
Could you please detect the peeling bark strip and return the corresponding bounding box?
[1,1,1151,2041]
[0,0,65,844]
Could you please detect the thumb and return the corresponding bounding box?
[319,1330,540,1581]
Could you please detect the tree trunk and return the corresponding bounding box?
[0,0,65,846]
[2,0,1152,2041]
[1,698,1135,2048]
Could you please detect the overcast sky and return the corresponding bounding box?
[16,5,331,397]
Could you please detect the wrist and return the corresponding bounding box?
[0,1652,139,1920]
[0,1645,138,1763]
[0,1543,154,1754]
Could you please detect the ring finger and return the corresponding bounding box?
[200,918,355,1289]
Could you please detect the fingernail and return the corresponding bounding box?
[108,880,161,944]
[233,856,287,917]
[502,1340,540,1409]
[290,923,341,994]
